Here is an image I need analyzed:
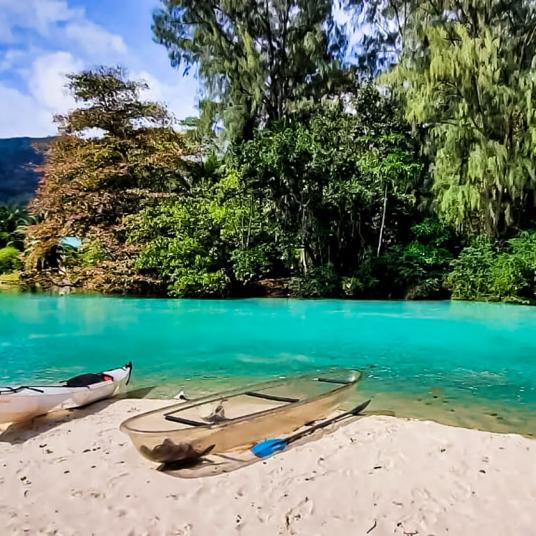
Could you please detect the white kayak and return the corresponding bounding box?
[0,362,132,424]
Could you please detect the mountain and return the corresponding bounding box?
[0,137,54,204]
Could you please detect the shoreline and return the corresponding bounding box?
[133,377,536,438]
[3,282,536,307]
[1,398,535,535]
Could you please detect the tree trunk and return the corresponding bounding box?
[300,247,308,274]
[245,195,253,248]
[377,183,388,257]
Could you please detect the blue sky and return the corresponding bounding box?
[0,0,199,138]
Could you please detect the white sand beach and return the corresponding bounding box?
[1,398,535,536]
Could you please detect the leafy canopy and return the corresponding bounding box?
[384,0,536,237]
[153,0,360,139]
[0,204,35,250]
[447,232,536,304]
[236,85,422,276]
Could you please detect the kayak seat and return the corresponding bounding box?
[245,391,300,403]
[165,414,206,427]
[65,373,111,388]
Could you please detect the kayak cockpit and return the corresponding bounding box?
[0,362,133,424]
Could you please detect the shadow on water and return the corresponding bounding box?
[0,385,157,445]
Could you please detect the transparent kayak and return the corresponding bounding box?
[0,362,132,424]
[121,370,360,464]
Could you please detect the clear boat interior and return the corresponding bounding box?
[123,372,359,434]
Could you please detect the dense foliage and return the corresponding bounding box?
[123,85,426,298]
[16,1,536,304]
[384,0,536,237]
[0,204,34,274]
[447,233,536,304]
[236,86,422,278]
[0,246,21,274]
[127,171,278,296]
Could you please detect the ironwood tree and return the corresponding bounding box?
[153,0,363,140]
[383,0,536,237]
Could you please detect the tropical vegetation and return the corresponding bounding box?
[0,204,35,275]
[8,0,536,304]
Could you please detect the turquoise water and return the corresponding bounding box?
[1,295,535,430]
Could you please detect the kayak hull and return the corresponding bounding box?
[0,364,132,424]
[121,371,359,464]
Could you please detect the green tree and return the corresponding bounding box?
[128,167,279,296]
[128,193,229,297]
[0,204,35,250]
[384,0,536,237]
[378,217,455,299]
[153,0,359,140]
[236,85,422,279]
[0,246,22,274]
[447,232,536,304]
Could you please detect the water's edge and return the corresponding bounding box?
[126,374,535,438]
[1,295,535,436]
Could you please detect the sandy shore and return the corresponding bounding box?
[1,399,535,536]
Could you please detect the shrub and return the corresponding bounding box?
[231,245,272,284]
[378,218,455,299]
[0,246,22,274]
[341,256,380,297]
[79,240,108,266]
[169,269,228,297]
[290,265,340,297]
[446,236,496,300]
[446,231,536,303]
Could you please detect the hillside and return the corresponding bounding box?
[0,137,53,204]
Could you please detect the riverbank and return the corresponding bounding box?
[1,398,534,535]
[0,271,20,291]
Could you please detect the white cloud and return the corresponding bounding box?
[0,0,80,41]
[0,0,199,137]
[0,0,125,59]
[0,84,52,137]
[0,48,26,72]
[65,21,127,56]
[135,70,198,122]
[0,51,83,137]
[0,54,197,138]
[29,51,82,112]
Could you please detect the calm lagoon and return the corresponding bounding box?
[1,295,535,434]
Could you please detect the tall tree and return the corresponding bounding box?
[23,67,193,293]
[153,0,360,140]
[384,0,536,237]
[236,85,421,275]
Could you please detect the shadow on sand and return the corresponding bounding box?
[160,409,395,479]
[0,385,157,445]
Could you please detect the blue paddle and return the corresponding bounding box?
[251,399,371,458]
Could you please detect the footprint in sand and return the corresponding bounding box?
[106,472,130,487]
[282,496,314,535]
[170,523,193,535]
